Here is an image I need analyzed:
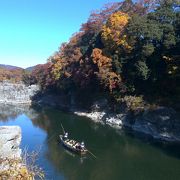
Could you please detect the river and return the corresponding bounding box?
[0,104,180,180]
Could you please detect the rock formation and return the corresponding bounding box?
[75,100,180,142]
[0,126,22,159]
[0,126,35,179]
[0,81,39,104]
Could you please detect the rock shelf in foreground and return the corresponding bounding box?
[0,126,22,159]
[0,126,34,179]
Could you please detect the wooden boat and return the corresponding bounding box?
[59,135,88,155]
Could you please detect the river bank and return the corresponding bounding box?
[33,93,180,143]
[74,106,180,142]
[0,81,179,143]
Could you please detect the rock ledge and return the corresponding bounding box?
[0,126,22,159]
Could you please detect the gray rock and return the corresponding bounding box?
[132,107,180,142]
[106,114,126,127]
[74,106,180,142]
[0,126,22,159]
[0,81,39,104]
[0,126,33,178]
[74,111,106,122]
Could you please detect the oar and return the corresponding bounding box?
[61,123,65,134]
[87,149,97,159]
[40,132,58,147]
[46,133,57,143]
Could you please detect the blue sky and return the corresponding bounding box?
[0,0,120,68]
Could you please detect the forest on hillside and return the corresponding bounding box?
[0,67,24,82]
[22,0,179,108]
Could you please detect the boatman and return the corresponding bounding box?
[80,141,85,150]
[63,132,68,140]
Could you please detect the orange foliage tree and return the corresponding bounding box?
[31,63,55,90]
[91,48,121,92]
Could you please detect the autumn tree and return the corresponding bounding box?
[91,48,122,92]
[101,11,131,54]
[31,0,180,105]
[31,63,55,90]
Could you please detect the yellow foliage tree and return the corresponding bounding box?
[49,53,67,81]
[101,11,131,52]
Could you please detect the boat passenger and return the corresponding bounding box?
[75,143,80,149]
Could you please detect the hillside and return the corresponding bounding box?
[0,64,23,70]
[1,1,179,109]
[26,0,179,110]
[0,64,24,82]
[0,64,37,83]
[25,65,36,72]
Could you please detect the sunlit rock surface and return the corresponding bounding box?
[0,126,33,179]
[75,102,180,142]
[0,81,39,104]
[0,126,22,159]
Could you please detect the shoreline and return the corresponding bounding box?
[74,107,180,143]
[0,81,179,143]
[31,92,180,143]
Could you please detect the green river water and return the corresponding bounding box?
[0,104,180,180]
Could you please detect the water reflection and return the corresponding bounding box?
[0,104,28,121]
[1,104,180,180]
[0,104,38,122]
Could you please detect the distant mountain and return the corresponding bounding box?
[0,64,38,72]
[0,64,23,70]
[25,66,36,72]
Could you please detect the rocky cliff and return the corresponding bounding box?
[0,126,22,159]
[0,126,34,179]
[0,81,39,104]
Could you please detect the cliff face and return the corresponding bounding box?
[0,81,39,104]
[0,126,22,174]
[0,126,22,159]
[0,126,34,179]
[130,107,180,142]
